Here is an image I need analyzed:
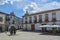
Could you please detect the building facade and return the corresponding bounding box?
[0,12,7,32]
[0,12,22,32]
[22,8,60,31]
[6,12,22,30]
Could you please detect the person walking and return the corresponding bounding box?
[14,27,16,35]
[9,26,16,35]
[10,26,14,35]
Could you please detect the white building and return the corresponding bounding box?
[0,12,22,32]
[7,12,22,30]
[22,8,60,32]
[0,12,7,32]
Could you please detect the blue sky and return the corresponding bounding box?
[0,0,60,18]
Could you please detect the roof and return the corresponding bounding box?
[0,12,9,15]
[0,12,21,18]
[23,8,60,17]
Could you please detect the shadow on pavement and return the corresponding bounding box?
[21,30,41,33]
[39,32,60,36]
[8,34,20,36]
[21,30,60,36]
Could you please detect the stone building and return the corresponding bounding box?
[22,8,60,32]
[0,12,7,32]
[6,12,22,30]
[0,12,22,32]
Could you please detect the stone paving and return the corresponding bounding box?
[0,30,60,40]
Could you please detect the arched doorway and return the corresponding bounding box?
[31,24,35,31]
[9,24,16,29]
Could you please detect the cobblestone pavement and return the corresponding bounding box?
[0,30,60,40]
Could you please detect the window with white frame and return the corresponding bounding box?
[52,12,56,22]
[39,15,42,23]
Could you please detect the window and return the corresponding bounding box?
[29,17,32,23]
[0,17,3,22]
[25,17,27,24]
[45,14,49,22]
[6,17,10,21]
[22,18,23,24]
[52,12,56,22]
[39,15,42,23]
[34,16,37,23]
[12,20,15,24]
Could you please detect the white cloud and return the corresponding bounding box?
[40,1,60,11]
[0,0,50,5]
[0,0,8,5]
[0,0,23,5]
[24,1,60,14]
[8,0,23,4]
[23,2,40,13]
[39,0,49,2]
[0,0,60,14]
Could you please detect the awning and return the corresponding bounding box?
[39,25,60,27]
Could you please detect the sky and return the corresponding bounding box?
[0,0,60,18]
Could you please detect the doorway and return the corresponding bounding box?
[31,24,35,31]
[0,27,2,32]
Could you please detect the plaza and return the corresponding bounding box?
[0,30,60,40]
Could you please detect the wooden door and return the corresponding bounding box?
[31,24,35,31]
